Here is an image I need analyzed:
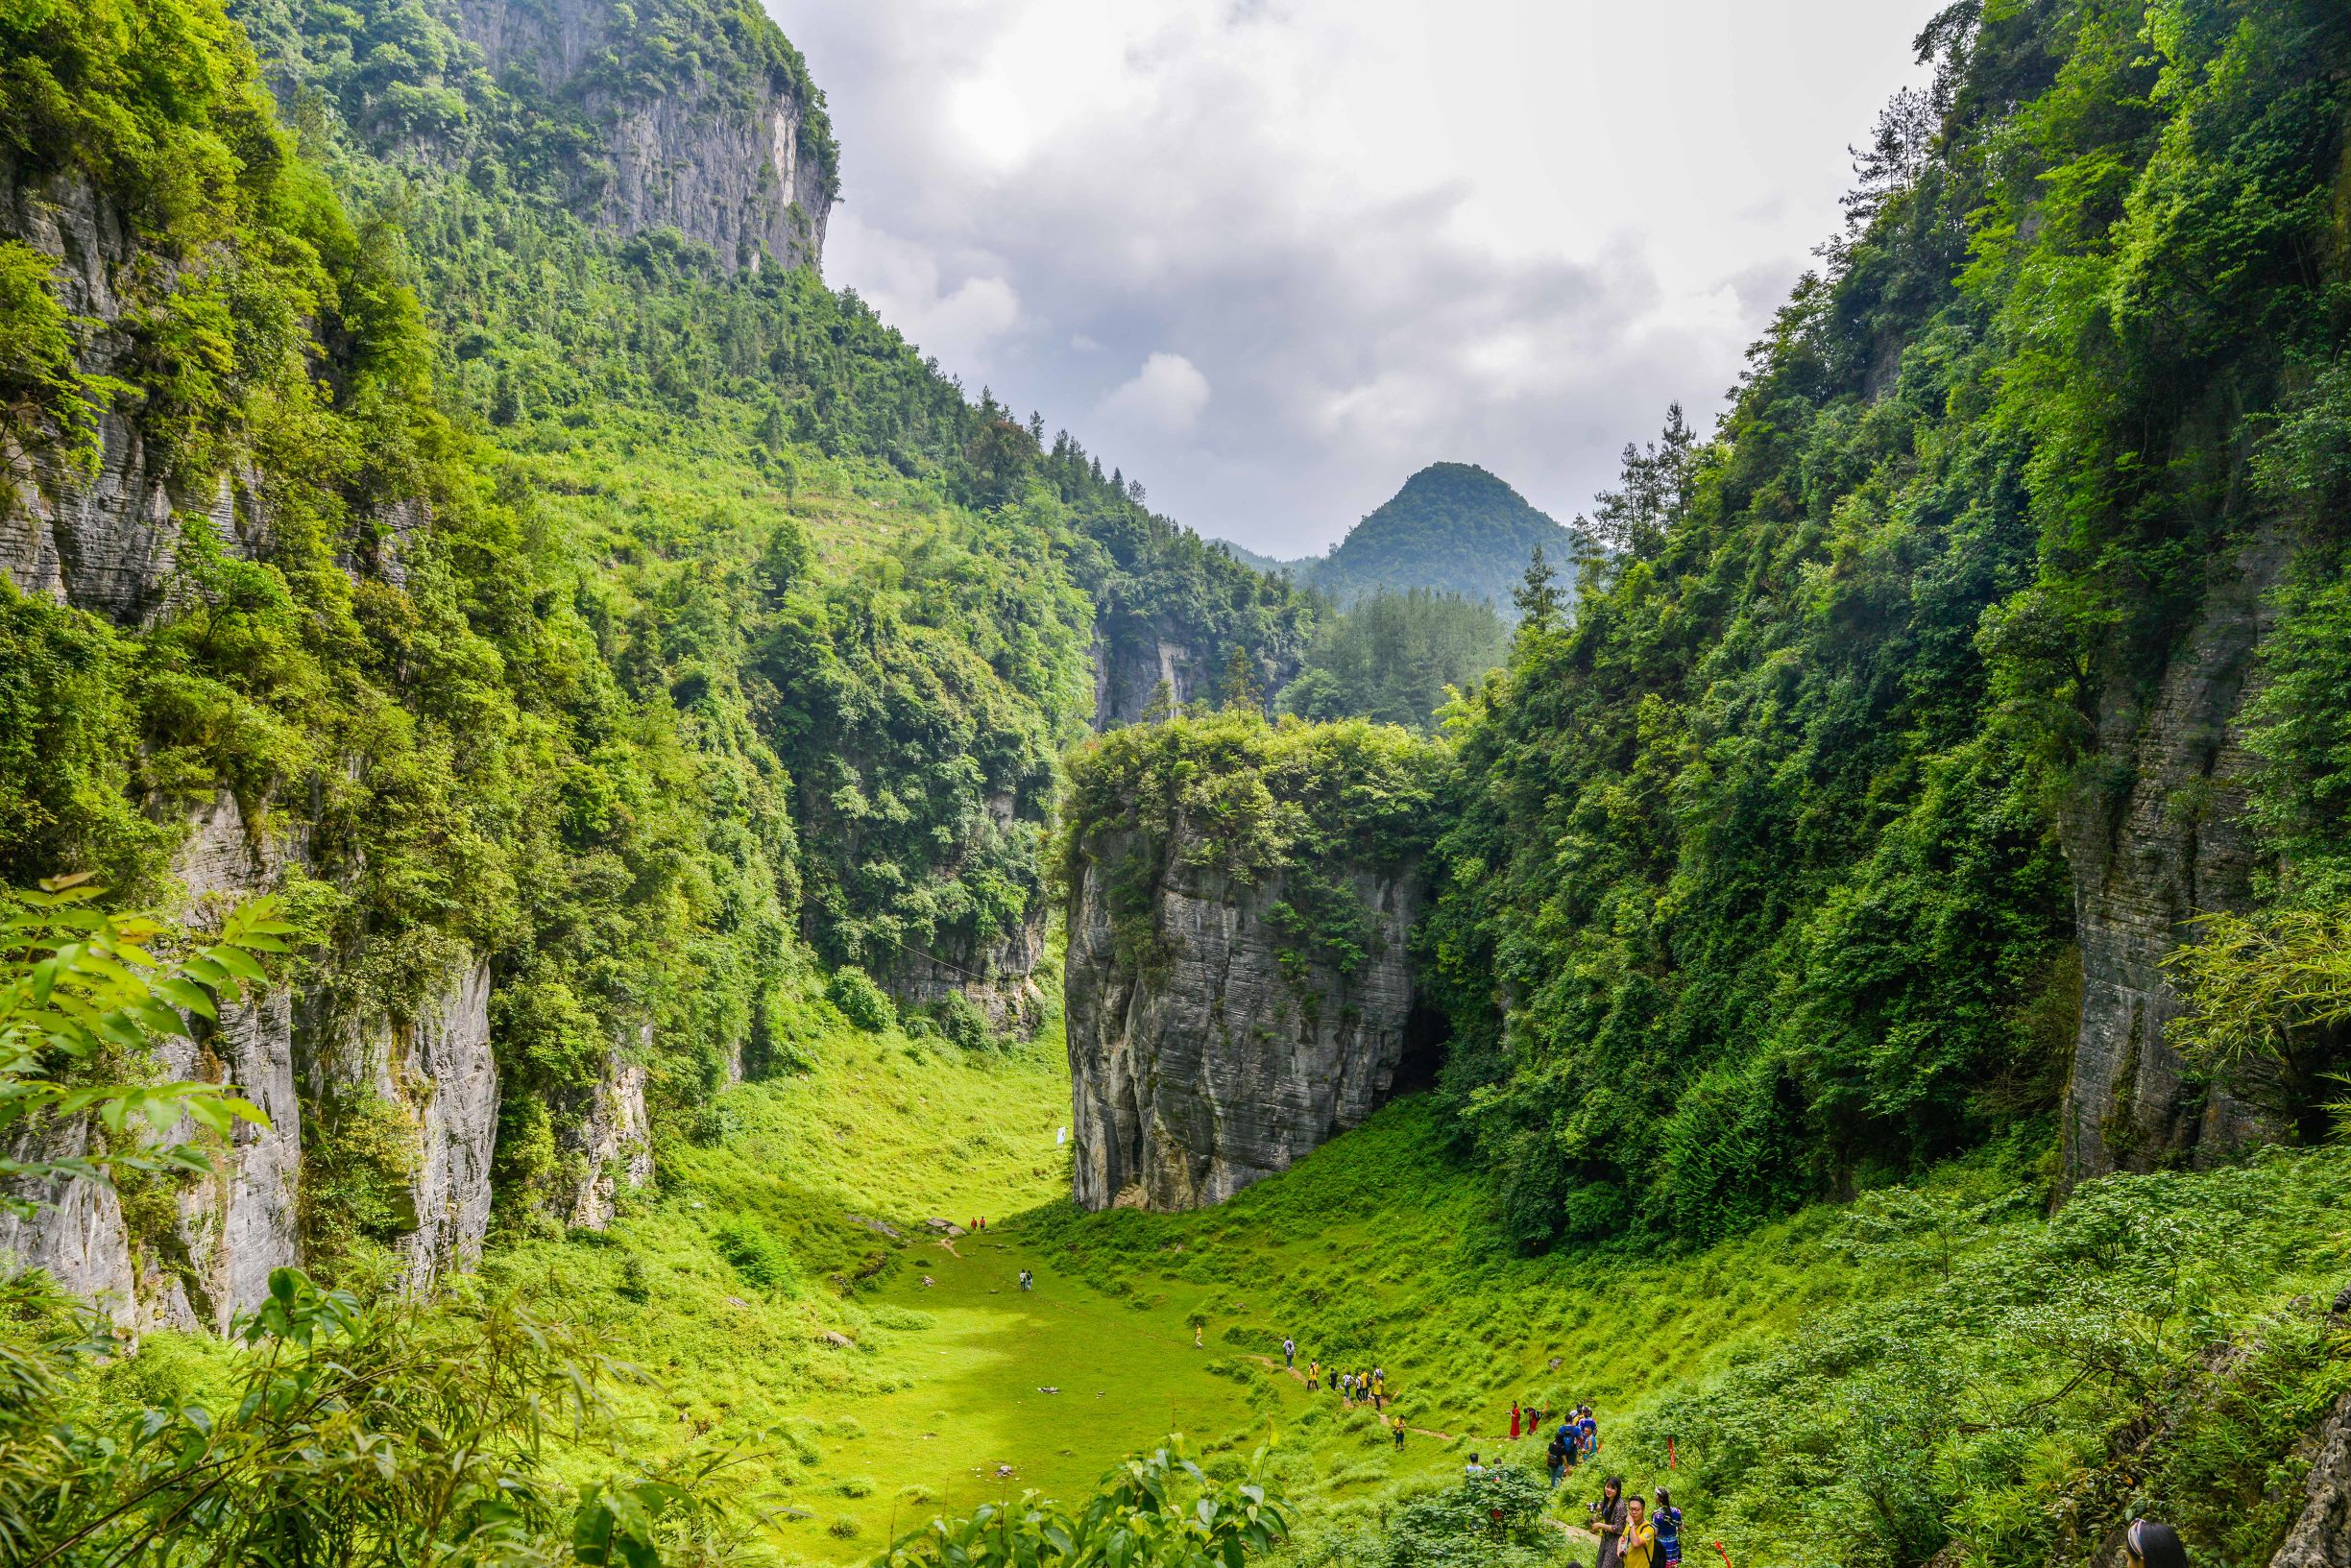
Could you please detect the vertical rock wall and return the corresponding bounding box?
[0,1121,138,1329]
[1092,616,1201,730]
[2058,531,2293,1185]
[0,161,263,622]
[166,790,305,1332]
[1064,824,1419,1211]
[445,0,833,272]
[311,959,501,1291]
[563,1035,653,1230]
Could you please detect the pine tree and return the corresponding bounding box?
[1512,544,1562,630]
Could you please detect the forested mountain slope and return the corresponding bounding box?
[1423,0,2351,1247]
[0,0,1311,1326]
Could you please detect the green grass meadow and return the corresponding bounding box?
[110,992,2339,1568]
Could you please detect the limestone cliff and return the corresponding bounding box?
[2058,530,2293,1185]
[1064,821,1420,1211]
[0,155,503,1320]
[308,959,501,1289]
[441,0,834,273]
[562,1037,653,1231]
[0,159,260,619]
[1092,615,1205,730]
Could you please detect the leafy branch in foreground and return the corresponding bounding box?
[0,873,284,1210]
[874,1442,1291,1568]
[0,1265,735,1567]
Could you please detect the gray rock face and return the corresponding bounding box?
[446,0,831,272]
[0,1120,138,1329]
[0,160,263,620]
[2274,1296,2351,1568]
[1093,617,1201,730]
[884,792,1049,1036]
[2278,1387,2351,1568]
[1065,824,1418,1211]
[313,958,499,1291]
[2059,530,2292,1186]
[563,1036,653,1230]
[167,790,304,1332]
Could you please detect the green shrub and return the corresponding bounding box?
[711,1218,794,1291]
[829,966,896,1032]
[934,991,996,1052]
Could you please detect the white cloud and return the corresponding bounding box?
[775,0,1945,554]
[1103,351,1212,432]
[825,211,1022,372]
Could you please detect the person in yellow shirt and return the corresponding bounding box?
[1621,1496,1657,1568]
[1307,1359,1320,1391]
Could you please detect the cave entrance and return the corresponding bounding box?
[1390,999,1449,1097]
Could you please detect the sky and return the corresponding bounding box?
[771,0,1948,558]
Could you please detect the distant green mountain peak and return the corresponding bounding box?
[1218,462,1577,614]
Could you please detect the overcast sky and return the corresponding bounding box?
[771,0,1945,558]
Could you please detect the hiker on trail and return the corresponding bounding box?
[1544,1426,1569,1489]
[1588,1478,1628,1568]
[1621,1497,1656,1568]
[1393,1414,1405,1448]
[1465,1453,1486,1478]
[1652,1489,1683,1568]
[2126,1521,2189,1568]
[1308,1359,1320,1390]
[1578,1405,1599,1458]
[1342,1370,1355,1402]
[1283,1337,1296,1367]
[1194,1323,1203,1348]
[1371,1370,1385,1410]
[1018,1268,1033,1291]
[1510,1402,1522,1440]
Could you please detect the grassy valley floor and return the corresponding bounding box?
[404,1001,2351,1568]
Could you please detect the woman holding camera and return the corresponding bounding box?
[1590,1477,1628,1568]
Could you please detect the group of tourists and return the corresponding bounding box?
[1282,1339,1410,1446]
[1581,1477,1684,1568]
[1531,1402,1599,1484]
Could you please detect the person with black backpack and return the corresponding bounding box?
[1652,1488,1683,1568]
[1545,1426,1570,1489]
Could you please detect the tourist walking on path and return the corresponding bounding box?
[1544,1427,1568,1489]
[1393,1415,1406,1448]
[1621,1497,1657,1568]
[1510,1402,1522,1440]
[1578,1405,1598,1458]
[1308,1359,1320,1390]
[1653,1490,1682,1568]
[1283,1337,1296,1367]
[1590,1478,1628,1568]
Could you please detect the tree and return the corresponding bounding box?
[1219,645,1264,714]
[1586,404,1696,558]
[1511,545,1561,631]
